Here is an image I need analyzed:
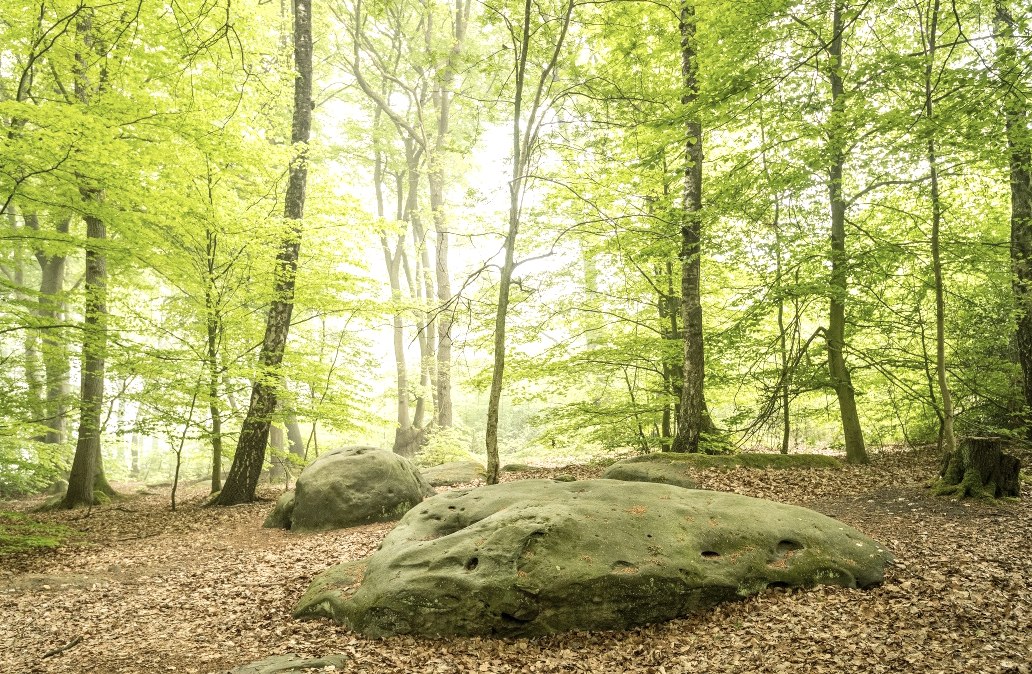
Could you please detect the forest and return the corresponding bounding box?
[1,0,1031,672]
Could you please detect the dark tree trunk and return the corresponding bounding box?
[671,1,712,454]
[995,2,1032,432]
[62,212,107,508]
[213,0,312,505]
[63,11,115,508]
[936,437,1021,498]
[824,0,868,464]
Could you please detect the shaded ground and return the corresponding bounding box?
[1,448,1029,674]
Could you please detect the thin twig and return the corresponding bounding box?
[42,636,82,659]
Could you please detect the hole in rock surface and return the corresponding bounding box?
[465,557,479,571]
[776,539,803,555]
[701,550,721,559]
[500,612,532,624]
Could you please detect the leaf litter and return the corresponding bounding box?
[1,447,1029,674]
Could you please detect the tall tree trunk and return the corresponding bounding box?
[995,1,1032,432]
[284,407,305,459]
[375,138,421,456]
[406,143,439,414]
[426,0,470,429]
[485,0,574,483]
[923,0,955,455]
[213,0,312,505]
[63,211,107,507]
[63,10,115,507]
[671,1,712,454]
[204,225,225,493]
[825,0,868,464]
[486,0,533,485]
[28,214,71,445]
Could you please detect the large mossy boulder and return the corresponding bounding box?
[264,446,435,532]
[295,479,890,637]
[420,460,487,487]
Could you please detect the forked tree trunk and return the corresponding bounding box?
[213,0,312,505]
[936,437,1021,498]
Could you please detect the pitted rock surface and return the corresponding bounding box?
[295,479,891,636]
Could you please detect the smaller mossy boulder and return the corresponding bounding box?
[421,460,487,487]
[296,479,891,637]
[609,451,840,475]
[500,463,536,473]
[264,446,435,532]
[602,457,700,489]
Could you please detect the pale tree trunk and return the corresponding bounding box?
[284,407,305,459]
[13,232,44,428]
[406,143,439,413]
[204,225,225,493]
[760,107,792,455]
[426,0,471,429]
[995,1,1032,431]
[923,0,955,454]
[671,1,714,454]
[347,5,440,420]
[824,0,868,464]
[374,133,422,456]
[28,214,71,445]
[6,210,44,430]
[214,0,312,505]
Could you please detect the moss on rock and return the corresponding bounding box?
[296,479,890,637]
[264,447,435,532]
[420,461,486,487]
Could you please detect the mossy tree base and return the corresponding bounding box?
[934,437,1021,499]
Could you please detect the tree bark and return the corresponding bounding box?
[995,1,1032,433]
[923,0,956,455]
[62,211,107,508]
[671,1,712,454]
[63,10,115,507]
[29,214,71,445]
[824,0,868,464]
[426,0,470,429]
[213,0,312,505]
[485,0,574,483]
[204,225,225,493]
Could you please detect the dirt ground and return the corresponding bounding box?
[1,449,1029,674]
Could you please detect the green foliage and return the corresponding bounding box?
[416,426,476,467]
[0,437,68,498]
[0,511,71,555]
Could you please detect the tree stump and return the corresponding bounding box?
[935,436,1021,498]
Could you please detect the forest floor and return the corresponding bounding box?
[1,447,1030,674]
